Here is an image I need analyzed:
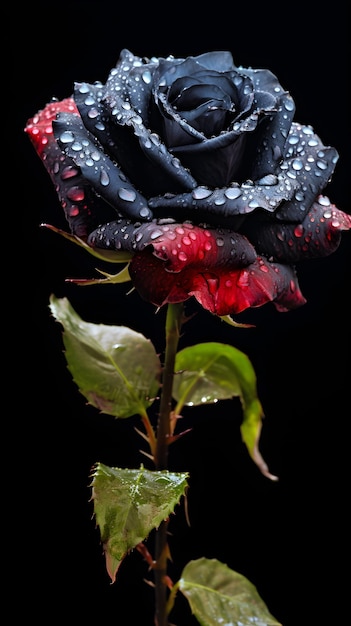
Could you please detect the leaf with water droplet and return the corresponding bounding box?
[91,463,189,582]
[49,295,161,417]
[173,342,278,480]
[176,557,281,626]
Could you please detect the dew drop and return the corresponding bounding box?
[237,270,250,287]
[59,130,75,144]
[67,205,79,217]
[192,187,212,200]
[288,134,300,145]
[178,251,188,262]
[224,187,241,200]
[139,207,150,218]
[71,141,83,152]
[175,226,185,235]
[257,174,278,186]
[142,70,152,84]
[294,224,304,238]
[100,169,110,186]
[61,165,79,180]
[67,186,85,202]
[87,107,99,119]
[78,83,90,94]
[294,190,305,202]
[284,97,294,111]
[292,158,304,171]
[150,229,164,240]
[214,195,225,206]
[118,188,136,202]
[318,196,331,207]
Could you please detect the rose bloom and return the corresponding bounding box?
[26,49,350,316]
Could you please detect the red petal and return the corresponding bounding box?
[146,222,257,270]
[189,257,306,315]
[25,98,78,156]
[129,249,306,315]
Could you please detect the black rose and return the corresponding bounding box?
[25,49,350,315]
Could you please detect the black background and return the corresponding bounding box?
[14,2,349,624]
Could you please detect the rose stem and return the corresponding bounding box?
[154,302,184,626]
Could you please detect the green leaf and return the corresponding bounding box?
[178,557,282,626]
[220,315,255,329]
[173,343,277,480]
[42,223,133,263]
[66,264,132,286]
[91,463,189,582]
[49,295,161,417]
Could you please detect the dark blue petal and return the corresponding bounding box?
[53,112,153,221]
[102,91,198,192]
[276,123,339,221]
[148,173,298,226]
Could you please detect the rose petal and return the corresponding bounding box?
[128,249,306,315]
[148,174,298,226]
[241,196,351,262]
[184,51,236,73]
[73,81,175,197]
[99,56,198,195]
[189,259,306,315]
[249,92,296,180]
[25,97,78,155]
[53,111,152,221]
[88,219,257,270]
[25,98,115,238]
[276,123,339,221]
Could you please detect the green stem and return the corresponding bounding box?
[154,302,184,626]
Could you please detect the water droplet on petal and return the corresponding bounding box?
[67,186,85,202]
[139,207,151,218]
[294,224,304,237]
[292,158,304,171]
[224,187,242,200]
[60,130,75,144]
[100,169,110,186]
[192,187,212,200]
[142,70,152,84]
[178,251,188,262]
[118,188,136,202]
[150,229,164,240]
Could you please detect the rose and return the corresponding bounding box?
[25,49,351,316]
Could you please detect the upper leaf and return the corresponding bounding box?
[173,342,278,480]
[49,295,161,417]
